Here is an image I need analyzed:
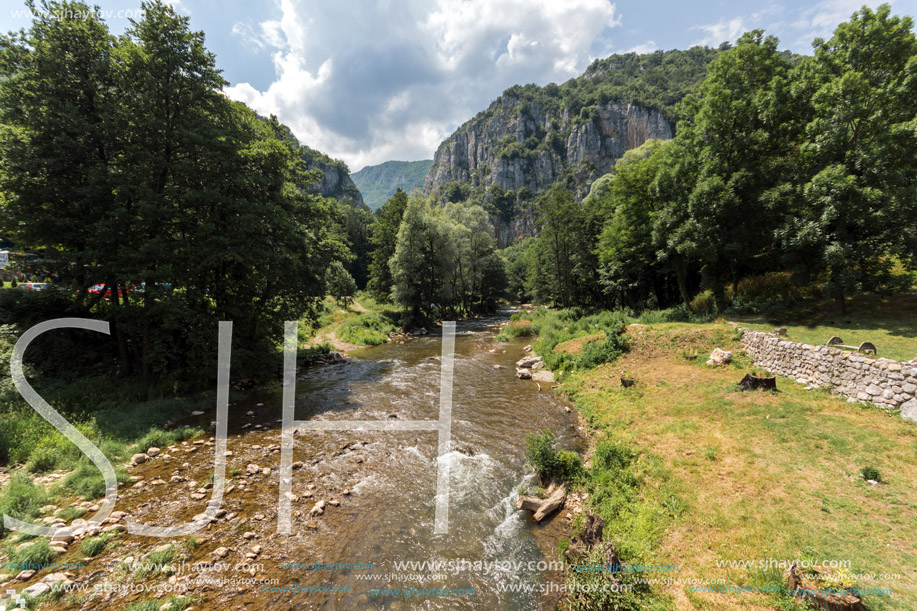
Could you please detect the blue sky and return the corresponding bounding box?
[3,0,915,170]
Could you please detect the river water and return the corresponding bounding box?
[106,312,579,610]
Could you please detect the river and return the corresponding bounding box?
[103,311,580,610]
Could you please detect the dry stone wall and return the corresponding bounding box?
[740,330,917,423]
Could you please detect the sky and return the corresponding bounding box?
[3,0,916,171]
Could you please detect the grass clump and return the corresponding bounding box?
[338,312,397,345]
[58,463,130,500]
[81,533,115,558]
[134,544,176,578]
[0,472,48,538]
[860,466,881,482]
[55,506,87,521]
[7,537,55,569]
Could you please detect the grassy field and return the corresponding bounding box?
[548,321,917,610]
[734,292,917,363]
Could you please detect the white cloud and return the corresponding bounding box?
[788,0,898,48]
[223,0,621,171]
[622,40,657,54]
[692,17,748,47]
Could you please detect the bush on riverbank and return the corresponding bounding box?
[498,308,629,374]
[524,430,583,484]
[338,312,398,346]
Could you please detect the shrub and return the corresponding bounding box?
[338,312,397,346]
[860,466,881,482]
[524,430,583,483]
[525,430,558,478]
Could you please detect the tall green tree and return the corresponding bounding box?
[778,4,917,312]
[389,195,453,323]
[367,188,408,300]
[672,31,794,311]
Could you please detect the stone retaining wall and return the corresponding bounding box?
[740,329,917,422]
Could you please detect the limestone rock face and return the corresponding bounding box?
[424,97,673,246]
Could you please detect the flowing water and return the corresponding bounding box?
[92,312,580,610]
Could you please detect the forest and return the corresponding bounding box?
[1,1,915,392]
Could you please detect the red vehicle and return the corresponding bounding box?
[87,283,130,299]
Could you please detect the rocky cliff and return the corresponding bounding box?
[301,146,366,209]
[424,98,673,199]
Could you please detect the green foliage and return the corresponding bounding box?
[0,472,48,538]
[338,312,397,346]
[508,308,629,372]
[524,429,583,482]
[391,195,505,324]
[326,261,358,306]
[0,0,348,384]
[351,161,433,211]
[6,537,55,568]
[860,466,881,482]
[60,463,130,500]
[367,189,409,300]
[81,533,114,558]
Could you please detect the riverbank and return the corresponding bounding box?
[515,313,916,610]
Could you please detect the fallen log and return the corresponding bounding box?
[515,485,566,522]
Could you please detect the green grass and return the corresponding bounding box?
[495,308,629,374]
[554,320,917,610]
[134,544,176,578]
[735,292,917,362]
[125,597,196,611]
[0,472,48,538]
[55,506,87,521]
[57,463,131,500]
[5,537,55,569]
[80,533,115,558]
[338,311,397,346]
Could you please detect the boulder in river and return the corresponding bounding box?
[515,368,532,380]
[516,355,543,368]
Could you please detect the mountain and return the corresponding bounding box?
[264,117,366,209]
[424,48,719,204]
[352,160,433,210]
[299,145,366,209]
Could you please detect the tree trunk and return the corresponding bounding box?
[675,257,693,312]
[835,291,846,314]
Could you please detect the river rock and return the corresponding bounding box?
[211,547,230,559]
[516,355,543,368]
[515,368,532,380]
[147,447,161,457]
[130,453,148,466]
[532,370,554,383]
[310,501,326,516]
